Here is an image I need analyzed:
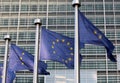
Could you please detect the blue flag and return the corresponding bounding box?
[78,10,116,62]
[8,44,49,75]
[40,28,84,69]
[6,70,16,83]
[0,64,16,83]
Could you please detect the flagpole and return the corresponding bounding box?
[103,0,108,82]
[72,0,80,83]
[2,35,11,83]
[33,19,42,83]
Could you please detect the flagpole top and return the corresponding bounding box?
[72,0,81,7]
[34,19,42,25]
[4,35,11,40]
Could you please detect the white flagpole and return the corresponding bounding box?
[2,35,11,83]
[72,0,80,83]
[103,0,108,82]
[33,19,42,83]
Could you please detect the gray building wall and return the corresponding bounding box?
[0,0,120,83]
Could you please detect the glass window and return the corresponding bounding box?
[115,17,120,24]
[0,32,6,40]
[67,18,74,25]
[48,18,56,25]
[21,5,29,11]
[30,5,37,11]
[115,4,120,10]
[22,46,35,54]
[116,32,120,39]
[0,46,5,55]
[107,31,115,39]
[105,4,113,10]
[41,18,46,25]
[20,19,27,25]
[0,5,2,11]
[11,18,18,25]
[81,61,106,69]
[4,5,10,11]
[106,17,114,24]
[67,4,74,11]
[86,4,94,10]
[11,5,19,11]
[108,61,117,69]
[47,61,66,69]
[48,17,74,25]
[58,5,66,11]
[19,32,26,40]
[27,32,35,40]
[10,32,17,40]
[29,19,34,25]
[43,5,47,11]
[57,18,66,25]
[95,4,103,10]
[49,5,57,11]
[3,19,8,25]
[19,31,35,41]
[96,17,104,24]
[15,77,44,83]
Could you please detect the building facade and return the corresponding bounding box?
[0,0,120,83]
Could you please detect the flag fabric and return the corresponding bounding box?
[0,64,16,83]
[40,28,84,69]
[0,68,2,82]
[8,44,49,75]
[78,10,116,62]
[6,70,16,83]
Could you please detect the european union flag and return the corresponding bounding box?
[8,44,49,75]
[6,70,16,83]
[40,28,84,69]
[0,64,3,82]
[0,64,16,83]
[78,10,116,62]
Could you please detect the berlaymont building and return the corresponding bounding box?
[0,0,120,83]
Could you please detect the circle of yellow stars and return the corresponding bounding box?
[51,39,74,64]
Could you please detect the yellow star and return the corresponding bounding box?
[67,42,70,45]
[56,39,59,42]
[98,35,102,39]
[65,60,68,63]
[20,57,22,60]
[94,30,97,34]
[22,52,24,55]
[70,47,73,50]
[68,58,72,61]
[21,62,24,65]
[52,45,54,49]
[62,39,65,42]
[70,53,74,56]
[52,41,55,45]
[53,51,56,54]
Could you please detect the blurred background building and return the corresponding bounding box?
[0,0,120,83]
